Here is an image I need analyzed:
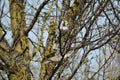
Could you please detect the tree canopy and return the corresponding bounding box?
[0,0,120,80]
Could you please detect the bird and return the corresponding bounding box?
[60,20,68,36]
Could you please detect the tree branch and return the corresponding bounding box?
[26,0,50,34]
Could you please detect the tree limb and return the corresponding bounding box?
[26,0,50,34]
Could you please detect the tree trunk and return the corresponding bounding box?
[8,0,31,80]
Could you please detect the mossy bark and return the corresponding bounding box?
[9,0,31,80]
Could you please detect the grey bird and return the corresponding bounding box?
[60,20,68,36]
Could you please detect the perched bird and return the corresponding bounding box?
[60,20,68,36]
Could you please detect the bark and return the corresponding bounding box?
[8,0,31,80]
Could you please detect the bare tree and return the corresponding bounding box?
[0,0,120,80]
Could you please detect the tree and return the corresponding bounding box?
[0,0,120,80]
